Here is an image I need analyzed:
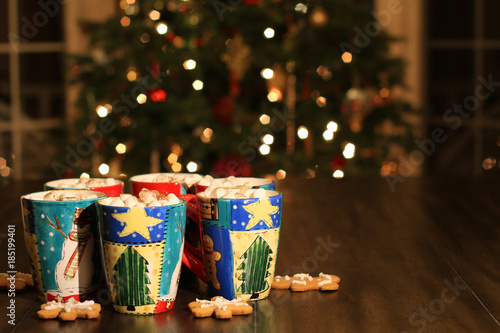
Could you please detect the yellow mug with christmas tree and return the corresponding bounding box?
[97,195,186,315]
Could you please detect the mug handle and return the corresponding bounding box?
[179,194,207,283]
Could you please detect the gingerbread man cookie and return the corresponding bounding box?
[0,272,35,292]
[188,296,253,319]
[272,273,340,292]
[37,298,101,321]
[202,235,221,289]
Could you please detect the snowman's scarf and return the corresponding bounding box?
[63,229,91,280]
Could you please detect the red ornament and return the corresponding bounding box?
[149,88,167,102]
[150,61,161,79]
[212,154,253,177]
[213,96,234,125]
[166,32,176,43]
[243,0,261,5]
[330,155,347,170]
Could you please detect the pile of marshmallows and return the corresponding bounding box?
[99,188,181,208]
[39,175,270,205]
[136,173,203,186]
[49,178,117,189]
[99,189,181,207]
[42,191,101,201]
[200,186,267,199]
[197,175,254,187]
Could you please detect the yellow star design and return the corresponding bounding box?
[55,294,63,302]
[243,198,279,230]
[112,208,163,242]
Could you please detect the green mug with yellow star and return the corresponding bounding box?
[97,198,186,314]
[183,189,282,301]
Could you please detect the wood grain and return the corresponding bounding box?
[0,178,499,332]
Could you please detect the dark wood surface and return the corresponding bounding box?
[1,177,500,332]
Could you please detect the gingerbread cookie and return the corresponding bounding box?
[202,235,221,290]
[37,298,101,321]
[0,272,34,292]
[272,273,340,292]
[16,272,34,289]
[188,296,253,319]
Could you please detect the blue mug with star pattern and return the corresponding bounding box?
[183,189,282,301]
[96,199,186,315]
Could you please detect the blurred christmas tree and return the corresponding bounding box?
[64,0,418,179]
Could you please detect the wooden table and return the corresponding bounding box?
[1,177,500,332]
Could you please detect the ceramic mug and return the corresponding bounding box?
[183,189,283,301]
[45,178,124,197]
[130,173,202,197]
[129,173,202,270]
[20,190,106,302]
[97,199,187,315]
[188,177,276,267]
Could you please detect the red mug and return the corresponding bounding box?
[130,173,202,197]
[44,178,124,197]
[130,173,207,280]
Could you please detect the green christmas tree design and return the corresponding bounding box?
[237,236,273,295]
[111,247,154,306]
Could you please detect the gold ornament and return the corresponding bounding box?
[221,34,252,81]
[310,6,329,29]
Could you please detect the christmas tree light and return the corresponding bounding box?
[66,0,418,178]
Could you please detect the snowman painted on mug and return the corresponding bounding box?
[21,190,105,302]
[52,208,95,297]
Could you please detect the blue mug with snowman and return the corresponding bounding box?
[21,190,106,302]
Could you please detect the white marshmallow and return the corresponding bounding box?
[120,194,133,201]
[222,180,233,187]
[211,179,223,188]
[124,196,139,206]
[139,189,156,202]
[198,178,211,186]
[105,178,115,185]
[167,196,180,204]
[134,202,146,208]
[203,186,215,197]
[55,182,67,188]
[166,193,178,201]
[238,188,251,197]
[99,197,114,205]
[43,191,58,201]
[155,174,171,182]
[148,199,161,207]
[222,191,236,199]
[86,179,101,188]
[171,174,185,182]
[190,174,203,181]
[59,192,80,200]
[251,188,266,198]
[109,198,125,207]
[212,187,227,198]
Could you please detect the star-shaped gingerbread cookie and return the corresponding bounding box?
[188,296,253,319]
[272,273,340,292]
